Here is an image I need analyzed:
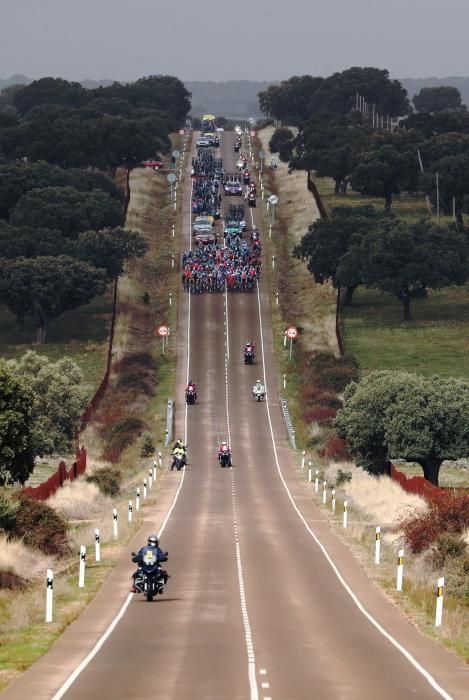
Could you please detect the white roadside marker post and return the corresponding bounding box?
[308,467,312,483]
[343,501,348,528]
[331,488,336,513]
[112,508,118,540]
[169,292,172,307]
[78,545,86,588]
[136,487,140,511]
[301,451,305,469]
[128,500,133,523]
[95,528,101,562]
[322,481,327,504]
[435,577,445,628]
[375,527,381,564]
[158,451,162,468]
[276,291,279,305]
[314,470,319,493]
[396,549,404,591]
[171,255,175,269]
[45,569,53,623]
[152,460,157,481]
[148,469,153,489]
[143,479,147,499]
[283,373,286,389]
[172,224,175,238]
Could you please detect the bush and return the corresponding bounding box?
[444,553,469,602]
[301,385,342,409]
[268,127,294,155]
[304,406,337,424]
[336,469,353,486]
[15,495,69,556]
[308,352,359,393]
[104,415,146,461]
[115,352,157,397]
[431,534,467,569]
[0,491,19,533]
[319,436,351,461]
[140,434,155,458]
[85,467,122,497]
[399,490,469,554]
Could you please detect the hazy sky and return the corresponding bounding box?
[1,0,468,83]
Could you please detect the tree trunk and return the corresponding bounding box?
[15,314,25,331]
[334,179,340,195]
[418,456,442,487]
[36,321,46,345]
[343,284,357,307]
[402,297,411,321]
[384,192,393,212]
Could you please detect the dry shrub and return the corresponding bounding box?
[301,385,342,409]
[102,415,146,461]
[48,480,112,520]
[399,491,469,554]
[86,467,121,497]
[320,435,350,461]
[308,352,359,393]
[0,534,53,582]
[304,406,337,424]
[340,464,427,527]
[14,495,69,556]
[115,352,157,397]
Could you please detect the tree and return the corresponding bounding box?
[269,127,294,161]
[350,130,423,209]
[413,86,463,113]
[258,76,324,123]
[0,256,107,343]
[308,67,411,117]
[8,351,89,456]
[420,154,469,224]
[336,371,469,485]
[293,205,386,305]
[11,77,86,114]
[401,110,469,137]
[360,219,469,320]
[11,186,122,237]
[0,222,72,259]
[75,228,149,279]
[290,115,367,194]
[0,360,34,485]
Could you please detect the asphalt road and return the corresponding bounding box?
[4,132,468,700]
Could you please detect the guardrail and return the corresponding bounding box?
[165,398,174,447]
[279,397,296,449]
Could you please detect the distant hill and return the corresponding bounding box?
[401,77,469,107]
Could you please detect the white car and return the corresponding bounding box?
[196,137,211,147]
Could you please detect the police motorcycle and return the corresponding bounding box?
[252,381,266,402]
[132,547,168,602]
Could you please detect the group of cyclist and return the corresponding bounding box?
[181,238,262,293]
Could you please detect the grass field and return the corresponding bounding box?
[312,176,469,379]
[0,294,112,392]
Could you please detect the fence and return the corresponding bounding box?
[22,447,87,501]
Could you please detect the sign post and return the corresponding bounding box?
[167,172,176,201]
[258,149,265,173]
[285,326,298,360]
[268,194,279,224]
[156,325,170,353]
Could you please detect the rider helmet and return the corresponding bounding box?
[148,535,159,546]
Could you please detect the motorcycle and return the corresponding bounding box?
[132,550,168,602]
[244,347,255,365]
[219,449,232,467]
[171,452,186,470]
[253,385,265,402]
[185,386,197,404]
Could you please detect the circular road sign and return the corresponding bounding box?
[185,119,191,126]
[156,325,169,337]
[286,326,298,339]
[268,194,279,205]
[172,149,180,158]
[250,130,256,137]
[249,117,256,124]
[178,129,185,135]
[258,150,265,159]
[167,173,177,183]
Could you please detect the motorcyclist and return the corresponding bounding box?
[185,379,197,400]
[172,439,187,469]
[218,440,232,465]
[245,340,255,356]
[131,534,168,592]
[253,379,265,397]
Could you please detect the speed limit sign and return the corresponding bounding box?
[286,326,298,339]
[156,325,169,337]
[250,130,256,137]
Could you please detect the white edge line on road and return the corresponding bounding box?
[51,156,193,700]
[255,281,454,700]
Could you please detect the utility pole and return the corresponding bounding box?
[436,172,440,223]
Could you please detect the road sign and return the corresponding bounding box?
[185,119,191,126]
[258,150,265,159]
[172,149,180,159]
[286,326,298,339]
[167,173,176,183]
[268,194,279,206]
[250,130,256,137]
[156,325,169,337]
[178,129,185,135]
[249,117,256,125]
